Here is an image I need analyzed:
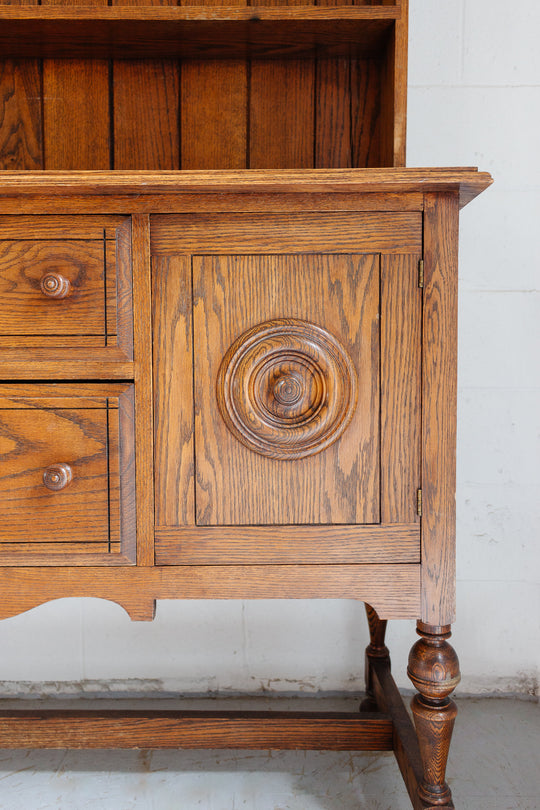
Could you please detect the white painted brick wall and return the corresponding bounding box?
[0,1,537,699]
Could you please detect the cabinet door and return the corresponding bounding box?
[151,212,422,564]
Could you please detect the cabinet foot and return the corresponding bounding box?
[360,603,389,712]
[407,622,460,808]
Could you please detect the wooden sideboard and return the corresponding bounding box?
[0,0,493,805]
[0,169,492,808]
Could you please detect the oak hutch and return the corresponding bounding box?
[0,1,491,806]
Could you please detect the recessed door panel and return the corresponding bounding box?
[193,252,380,526]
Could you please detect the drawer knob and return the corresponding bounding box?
[43,463,73,491]
[40,272,71,299]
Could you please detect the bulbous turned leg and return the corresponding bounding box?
[407,622,460,808]
[360,604,389,712]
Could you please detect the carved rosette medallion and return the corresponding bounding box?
[216,319,358,460]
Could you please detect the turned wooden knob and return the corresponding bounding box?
[43,463,73,491]
[40,272,71,299]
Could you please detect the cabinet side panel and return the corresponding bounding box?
[380,253,421,523]
[193,252,379,526]
[152,254,195,527]
[380,0,407,166]
[421,192,459,624]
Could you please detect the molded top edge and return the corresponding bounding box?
[0,168,493,208]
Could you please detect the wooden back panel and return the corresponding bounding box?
[0,0,408,170]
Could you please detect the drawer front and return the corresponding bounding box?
[0,217,133,360]
[0,384,135,565]
[0,240,108,336]
[152,212,422,565]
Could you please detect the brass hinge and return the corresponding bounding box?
[418,259,424,288]
[417,488,423,517]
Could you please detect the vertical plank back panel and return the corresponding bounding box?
[113,0,180,171]
[351,59,382,167]
[250,0,315,169]
[180,0,248,169]
[315,0,351,168]
[41,0,110,170]
[0,0,42,170]
[181,59,248,169]
[250,60,315,169]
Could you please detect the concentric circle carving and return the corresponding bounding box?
[216,319,358,460]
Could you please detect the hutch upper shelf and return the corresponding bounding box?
[0,6,401,60]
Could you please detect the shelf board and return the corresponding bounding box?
[0,6,398,60]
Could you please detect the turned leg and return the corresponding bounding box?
[360,603,389,712]
[407,622,460,808]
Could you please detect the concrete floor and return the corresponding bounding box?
[0,697,537,810]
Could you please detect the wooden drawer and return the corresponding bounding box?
[0,217,133,374]
[0,384,136,566]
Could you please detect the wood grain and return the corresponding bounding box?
[113,59,179,170]
[114,217,135,360]
[316,54,351,168]
[380,253,421,523]
[181,59,247,169]
[0,8,397,62]
[112,0,179,168]
[42,55,110,170]
[250,57,315,168]
[150,212,422,254]
[118,382,137,563]
[250,0,315,170]
[0,216,123,239]
[408,623,460,807]
[0,59,42,170]
[0,217,132,363]
[0,191,425,216]
[0,384,136,565]
[193,252,379,525]
[0,710,393,751]
[131,214,154,567]
[0,169,493,208]
[371,657,424,810]
[152,255,195,527]
[0,564,422,621]
[0,356,133,381]
[0,240,107,336]
[351,58,381,167]
[155,524,420,565]
[0,404,111,545]
[421,193,459,625]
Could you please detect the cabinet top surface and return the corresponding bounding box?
[0,169,492,208]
